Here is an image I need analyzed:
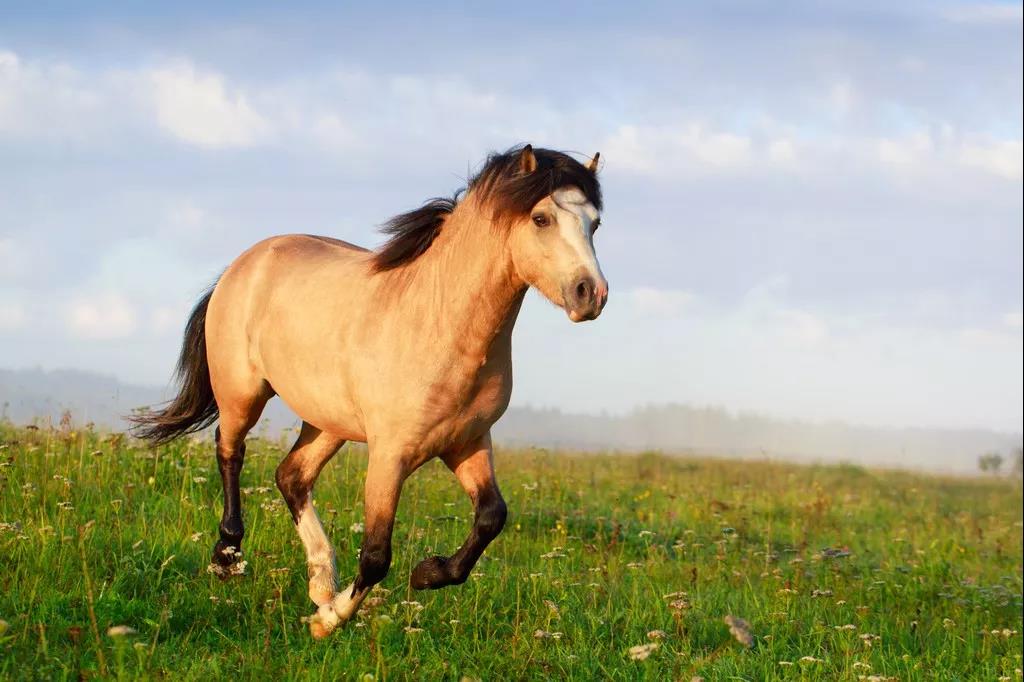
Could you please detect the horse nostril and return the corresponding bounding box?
[576,279,591,302]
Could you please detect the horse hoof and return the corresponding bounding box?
[207,547,248,579]
[211,541,245,568]
[309,619,332,640]
[410,555,449,590]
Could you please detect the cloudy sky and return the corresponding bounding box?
[1,1,1021,432]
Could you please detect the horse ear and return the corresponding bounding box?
[586,152,601,173]
[519,144,538,174]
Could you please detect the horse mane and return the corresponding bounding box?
[372,145,602,272]
[372,196,459,271]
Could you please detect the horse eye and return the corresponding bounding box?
[532,214,549,227]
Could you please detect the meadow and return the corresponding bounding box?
[0,420,1021,680]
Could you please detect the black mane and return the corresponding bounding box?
[372,145,602,271]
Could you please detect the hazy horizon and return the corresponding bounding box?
[3,362,1024,437]
[2,366,1020,476]
[1,1,1022,434]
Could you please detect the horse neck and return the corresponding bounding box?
[400,195,527,361]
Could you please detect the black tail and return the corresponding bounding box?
[129,287,218,445]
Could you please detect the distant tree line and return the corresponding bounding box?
[978,447,1023,477]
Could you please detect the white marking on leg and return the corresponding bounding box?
[330,581,365,622]
[307,581,368,639]
[296,494,336,606]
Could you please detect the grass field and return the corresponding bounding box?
[0,421,1021,680]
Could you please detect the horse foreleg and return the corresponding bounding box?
[309,453,406,639]
[275,422,345,606]
[410,433,507,590]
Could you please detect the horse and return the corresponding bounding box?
[130,144,608,638]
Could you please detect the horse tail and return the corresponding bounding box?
[129,286,219,444]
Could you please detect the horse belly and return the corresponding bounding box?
[255,317,367,441]
[275,382,366,442]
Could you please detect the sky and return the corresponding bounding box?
[0,1,1021,432]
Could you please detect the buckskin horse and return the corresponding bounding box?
[131,145,608,638]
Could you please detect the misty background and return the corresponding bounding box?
[1,2,1021,472]
[2,367,1018,475]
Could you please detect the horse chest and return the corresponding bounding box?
[420,362,512,450]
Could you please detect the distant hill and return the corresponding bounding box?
[0,367,299,435]
[1,367,1018,474]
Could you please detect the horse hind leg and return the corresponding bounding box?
[210,389,271,577]
[275,422,345,608]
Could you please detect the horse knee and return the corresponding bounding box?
[476,495,507,541]
[275,462,309,523]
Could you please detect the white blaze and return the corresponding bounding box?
[551,187,604,282]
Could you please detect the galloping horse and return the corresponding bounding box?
[131,145,607,638]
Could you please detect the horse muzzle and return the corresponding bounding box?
[564,273,608,322]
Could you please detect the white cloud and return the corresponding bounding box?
[959,327,1021,348]
[827,80,857,116]
[310,113,355,149]
[628,287,696,317]
[942,3,1024,25]
[875,132,1023,182]
[149,62,271,149]
[150,304,188,335]
[874,131,934,167]
[0,299,26,331]
[599,114,1023,187]
[388,74,499,115]
[603,123,754,175]
[0,237,29,280]
[767,138,798,166]
[4,47,1019,191]
[160,199,214,241]
[958,138,1023,181]
[66,293,138,340]
[774,308,829,348]
[0,50,103,139]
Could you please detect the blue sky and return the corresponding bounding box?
[1,1,1021,431]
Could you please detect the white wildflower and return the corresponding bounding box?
[628,643,658,660]
[724,615,754,648]
[107,625,137,637]
[533,629,562,640]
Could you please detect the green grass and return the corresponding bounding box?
[0,422,1021,681]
